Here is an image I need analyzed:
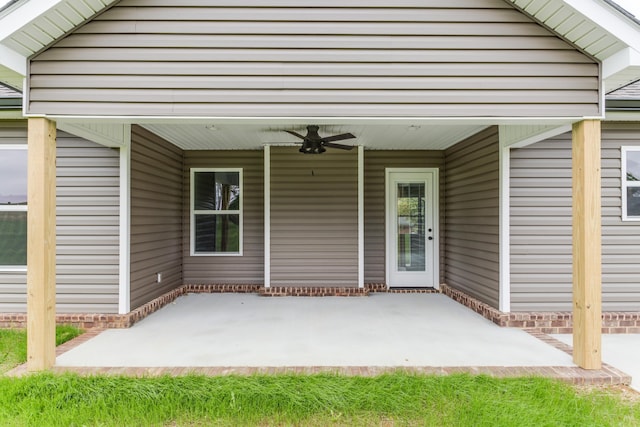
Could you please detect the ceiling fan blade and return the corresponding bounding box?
[323,141,355,150]
[320,133,356,143]
[284,130,307,140]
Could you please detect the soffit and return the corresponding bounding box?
[0,0,119,57]
[141,123,488,151]
[506,0,628,59]
[505,0,640,90]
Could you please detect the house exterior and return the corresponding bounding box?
[1,0,640,370]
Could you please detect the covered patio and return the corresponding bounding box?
[51,293,579,368]
[8,292,634,388]
[6,0,636,374]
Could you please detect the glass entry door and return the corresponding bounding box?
[387,170,437,287]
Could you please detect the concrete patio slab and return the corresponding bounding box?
[553,334,640,391]
[56,293,575,368]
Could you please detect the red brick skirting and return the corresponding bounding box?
[441,284,640,334]
[2,283,640,333]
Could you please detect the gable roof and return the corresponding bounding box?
[608,80,640,99]
[606,79,640,110]
[0,0,640,93]
[0,82,21,111]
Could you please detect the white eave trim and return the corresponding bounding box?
[603,47,640,77]
[0,45,26,75]
[32,115,603,125]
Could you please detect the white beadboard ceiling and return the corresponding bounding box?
[141,123,488,150]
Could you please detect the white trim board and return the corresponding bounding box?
[264,145,271,287]
[499,140,511,313]
[358,145,364,288]
[118,130,131,315]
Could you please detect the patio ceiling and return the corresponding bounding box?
[140,122,489,150]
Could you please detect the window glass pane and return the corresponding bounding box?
[0,149,27,205]
[0,211,27,265]
[627,187,640,217]
[194,172,240,211]
[396,183,425,271]
[195,214,240,253]
[627,151,640,182]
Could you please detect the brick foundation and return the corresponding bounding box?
[2,283,639,333]
[441,283,640,334]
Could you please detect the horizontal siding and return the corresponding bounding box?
[445,127,500,307]
[28,0,599,118]
[271,147,357,286]
[130,125,183,309]
[0,122,120,314]
[56,132,120,313]
[183,150,264,284]
[364,151,445,284]
[510,123,640,312]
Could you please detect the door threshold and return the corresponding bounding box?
[382,287,440,293]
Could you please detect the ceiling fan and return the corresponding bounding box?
[285,125,356,154]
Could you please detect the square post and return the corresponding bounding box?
[572,119,602,370]
[27,117,57,371]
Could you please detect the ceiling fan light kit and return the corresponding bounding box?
[285,125,356,154]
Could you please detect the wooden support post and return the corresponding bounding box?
[27,117,57,371]
[572,119,602,370]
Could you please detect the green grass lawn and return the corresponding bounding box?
[0,373,638,426]
[0,326,82,374]
[1,327,639,426]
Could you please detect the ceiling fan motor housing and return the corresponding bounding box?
[285,125,356,154]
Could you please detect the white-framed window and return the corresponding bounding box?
[0,145,28,269]
[190,168,243,256]
[622,146,640,221]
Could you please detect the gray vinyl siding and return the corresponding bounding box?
[28,0,599,118]
[444,127,500,307]
[270,147,357,286]
[510,123,640,312]
[183,150,264,284]
[56,131,120,313]
[0,121,120,313]
[364,151,445,285]
[130,125,183,309]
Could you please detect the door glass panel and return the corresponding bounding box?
[396,183,425,271]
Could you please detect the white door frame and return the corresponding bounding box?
[385,168,439,288]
